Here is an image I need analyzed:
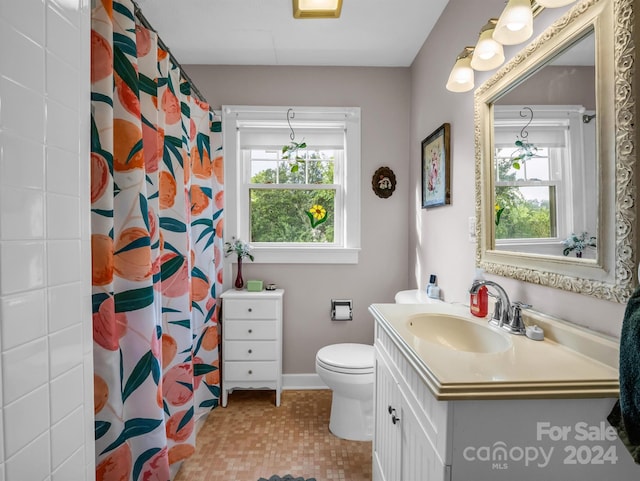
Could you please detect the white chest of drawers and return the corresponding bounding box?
[220,288,284,407]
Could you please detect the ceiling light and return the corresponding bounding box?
[493,0,534,45]
[536,0,577,6]
[471,19,505,71]
[293,0,343,18]
[446,47,475,93]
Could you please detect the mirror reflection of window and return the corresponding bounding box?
[493,105,596,258]
[495,145,560,240]
[489,27,597,258]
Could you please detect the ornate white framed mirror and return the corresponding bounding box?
[474,0,636,302]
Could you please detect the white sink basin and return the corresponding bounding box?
[406,313,512,354]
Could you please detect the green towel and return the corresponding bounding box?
[608,284,640,463]
[608,400,640,463]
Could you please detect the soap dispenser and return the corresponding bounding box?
[426,274,440,299]
[470,268,488,317]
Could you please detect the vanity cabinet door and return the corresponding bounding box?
[374,349,450,481]
[374,323,452,481]
[399,386,450,481]
[373,352,401,481]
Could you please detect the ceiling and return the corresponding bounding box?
[136,0,451,67]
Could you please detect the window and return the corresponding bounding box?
[494,145,563,241]
[492,105,592,250]
[223,106,361,263]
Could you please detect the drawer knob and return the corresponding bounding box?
[248,329,253,334]
[248,308,253,312]
[248,349,253,354]
[248,370,253,375]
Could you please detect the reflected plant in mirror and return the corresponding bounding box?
[474,0,636,302]
[562,232,596,258]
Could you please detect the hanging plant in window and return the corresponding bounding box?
[282,108,307,172]
[510,107,539,170]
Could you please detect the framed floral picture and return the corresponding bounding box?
[421,123,451,208]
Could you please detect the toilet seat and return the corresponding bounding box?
[316,343,374,375]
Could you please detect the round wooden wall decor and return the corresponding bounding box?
[372,167,396,199]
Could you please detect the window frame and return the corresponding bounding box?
[492,105,587,250]
[223,105,361,265]
[243,148,343,246]
[494,146,566,244]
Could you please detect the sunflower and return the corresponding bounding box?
[309,204,326,221]
[306,204,328,228]
[495,203,505,226]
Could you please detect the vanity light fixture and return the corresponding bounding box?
[470,19,505,71]
[293,0,343,18]
[446,47,475,93]
[493,0,534,45]
[536,0,577,6]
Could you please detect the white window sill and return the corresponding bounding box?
[233,246,360,264]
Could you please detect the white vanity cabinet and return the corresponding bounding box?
[373,324,451,481]
[220,289,284,407]
[370,302,640,481]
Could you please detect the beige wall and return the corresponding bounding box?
[184,65,411,373]
[409,0,627,338]
[499,65,596,109]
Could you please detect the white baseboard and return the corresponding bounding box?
[282,373,329,390]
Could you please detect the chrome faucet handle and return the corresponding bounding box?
[508,301,532,335]
[492,298,503,324]
[512,301,532,309]
[512,301,532,315]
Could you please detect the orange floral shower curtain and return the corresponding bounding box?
[91,1,224,479]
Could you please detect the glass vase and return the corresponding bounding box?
[234,257,244,289]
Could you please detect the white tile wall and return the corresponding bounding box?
[1,290,47,350]
[0,186,45,240]
[0,132,45,190]
[4,386,50,458]
[48,283,82,333]
[50,407,84,470]
[51,447,84,481]
[0,0,46,46]
[4,432,50,481]
[0,242,46,295]
[50,366,83,424]
[0,1,93,480]
[2,338,49,405]
[49,325,83,379]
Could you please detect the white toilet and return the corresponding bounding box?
[315,343,374,441]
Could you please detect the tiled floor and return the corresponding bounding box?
[174,389,372,481]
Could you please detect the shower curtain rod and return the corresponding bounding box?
[132,1,214,113]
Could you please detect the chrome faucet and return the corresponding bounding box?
[469,280,530,335]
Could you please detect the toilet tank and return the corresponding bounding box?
[394,289,443,304]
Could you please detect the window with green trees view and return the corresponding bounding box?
[249,149,338,243]
[494,146,559,240]
[223,106,361,264]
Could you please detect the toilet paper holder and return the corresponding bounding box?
[331,299,353,321]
